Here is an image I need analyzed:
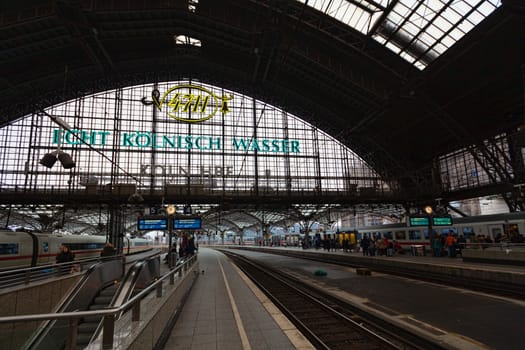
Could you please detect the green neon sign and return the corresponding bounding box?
[52,129,301,154]
[409,216,429,226]
[432,217,453,226]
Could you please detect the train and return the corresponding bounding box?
[0,230,153,269]
[344,211,525,249]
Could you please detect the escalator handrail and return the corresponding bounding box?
[87,253,161,345]
[0,254,195,324]
[23,257,125,350]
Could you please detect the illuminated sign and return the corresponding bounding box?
[141,84,233,123]
[409,216,430,226]
[409,216,453,226]
[52,130,300,154]
[173,217,202,230]
[138,217,168,230]
[432,216,453,226]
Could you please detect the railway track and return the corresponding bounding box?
[222,250,449,350]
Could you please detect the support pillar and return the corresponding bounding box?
[108,206,125,254]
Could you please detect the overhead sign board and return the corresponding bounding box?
[432,216,453,226]
[173,217,202,230]
[409,216,430,227]
[138,217,168,230]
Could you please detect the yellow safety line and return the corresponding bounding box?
[218,260,252,350]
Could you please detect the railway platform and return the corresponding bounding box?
[231,245,525,295]
[161,248,313,350]
[3,246,524,349]
[223,246,525,350]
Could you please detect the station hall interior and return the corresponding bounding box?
[2,1,525,350]
[1,0,525,245]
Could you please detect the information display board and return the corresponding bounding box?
[432,216,453,226]
[173,217,202,230]
[409,216,430,226]
[137,217,168,230]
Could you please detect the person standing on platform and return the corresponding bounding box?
[393,240,403,254]
[186,234,196,256]
[56,244,75,274]
[444,231,457,258]
[360,235,370,256]
[432,234,443,257]
[56,244,75,263]
[100,242,117,257]
[456,235,466,256]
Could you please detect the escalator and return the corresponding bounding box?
[75,283,118,348]
[75,255,159,349]
[25,254,160,350]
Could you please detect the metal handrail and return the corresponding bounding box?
[0,256,114,290]
[462,242,525,250]
[0,249,162,290]
[0,254,197,350]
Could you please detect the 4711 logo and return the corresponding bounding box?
[141,84,233,123]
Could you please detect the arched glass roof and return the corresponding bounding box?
[0,80,390,196]
[299,0,502,69]
[0,80,397,234]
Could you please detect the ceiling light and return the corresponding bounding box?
[39,150,76,169]
[58,152,76,169]
[39,152,58,168]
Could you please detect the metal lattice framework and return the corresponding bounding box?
[0,80,387,195]
[0,0,524,233]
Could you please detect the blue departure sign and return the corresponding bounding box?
[173,217,202,229]
[138,217,168,230]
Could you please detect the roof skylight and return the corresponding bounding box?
[174,35,202,47]
[297,0,502,69]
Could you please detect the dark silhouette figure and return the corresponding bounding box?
[56,244,75,274]
[100,242,117,257]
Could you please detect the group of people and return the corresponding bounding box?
[301,235,404,256]
[164,234,198,264]
[359,235,403,256]
[432,231,466,257]
[55,242,117,274]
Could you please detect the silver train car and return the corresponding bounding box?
[0,230,153,269]
[345,212,525,249]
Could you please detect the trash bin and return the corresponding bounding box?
[411,245,425,256]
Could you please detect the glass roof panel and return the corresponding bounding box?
[297,0,502,69]
[479,1,498,15]
[469,10,485,24]
[434,42,447,53]
[458,20,475,33]
[428,23,444,38]
[434,16,453,32]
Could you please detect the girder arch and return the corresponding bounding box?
[0,0,523,211]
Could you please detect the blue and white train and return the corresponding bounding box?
[0,230,153,269]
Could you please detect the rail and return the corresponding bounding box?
[222,250,447,350]
[0,254,197,350]
[462,242,525,250]
[0,249,161,290]
[0,256,118,290]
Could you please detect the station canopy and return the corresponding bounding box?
[0,0,523,234]
[300,0,501,69]
[0,80,403,235]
